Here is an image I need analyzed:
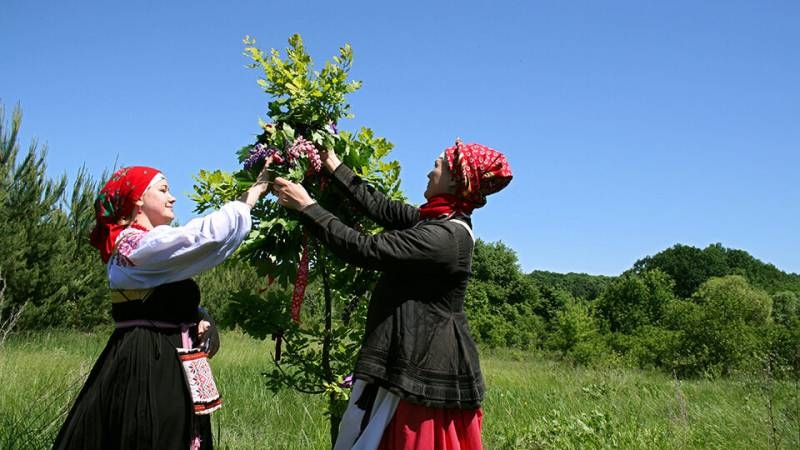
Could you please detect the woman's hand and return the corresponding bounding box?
[320,148,341,173]
[272,177,316,210]
[240,155,279,208]
[197,307,221,358]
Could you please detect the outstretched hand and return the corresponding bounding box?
[272,177,316,210]
[320,148,342,173]
[240,155,280,208]
[255,154,282,186]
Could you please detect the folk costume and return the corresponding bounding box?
[299,142,512,450]
[54,166,252,450]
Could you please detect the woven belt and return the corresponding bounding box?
[111,288,154,303]
[115,320,195,349]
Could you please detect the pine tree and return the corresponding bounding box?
[0,102,108,329]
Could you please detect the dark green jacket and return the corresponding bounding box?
[299,165,484,408]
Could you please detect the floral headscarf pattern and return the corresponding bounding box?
[89,166,161,263]
[443,139,513,208]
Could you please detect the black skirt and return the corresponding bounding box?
[52,325,212,450]
[54,279,211,449]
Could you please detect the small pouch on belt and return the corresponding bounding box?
[177,348,223,415]
[111,288,153,303]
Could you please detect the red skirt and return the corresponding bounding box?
[377,399,483,450]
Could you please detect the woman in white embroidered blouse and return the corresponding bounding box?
[53,161,273,450]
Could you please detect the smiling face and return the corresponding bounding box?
[424,156,457,200]
[137,178,176,227]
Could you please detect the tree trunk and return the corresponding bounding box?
[318,247,341,447]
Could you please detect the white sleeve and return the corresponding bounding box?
[108,201,253,289]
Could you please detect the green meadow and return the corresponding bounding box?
[1,330,798,449]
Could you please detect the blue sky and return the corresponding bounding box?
[2,1,798,275]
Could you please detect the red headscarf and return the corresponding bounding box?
[90,166,162,263]
[419,140,513,220]
[444,140,513,207]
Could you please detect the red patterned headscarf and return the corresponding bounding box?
[444,140,513,208]
[419,140,513,221]
[90,166,162,263]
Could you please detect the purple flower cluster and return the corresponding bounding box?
[243,136,322,174]
[243,143,278,170]
[287,137,322,173]
[339,373,354,389]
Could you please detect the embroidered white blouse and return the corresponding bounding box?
[108,201,252,290]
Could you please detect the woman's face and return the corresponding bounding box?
[139,178,176,227]
[424,157,456,200]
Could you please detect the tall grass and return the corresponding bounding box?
[1,331,798,449]
[0,331,104,449]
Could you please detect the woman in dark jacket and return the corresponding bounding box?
[273,139,512,450]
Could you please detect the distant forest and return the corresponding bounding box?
[2,102,798,379]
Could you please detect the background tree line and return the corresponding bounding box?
[2,101,798,380]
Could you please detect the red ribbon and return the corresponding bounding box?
[275,234,309,363]
[291,233,309,323]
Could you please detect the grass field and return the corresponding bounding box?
[1,330,798,449]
